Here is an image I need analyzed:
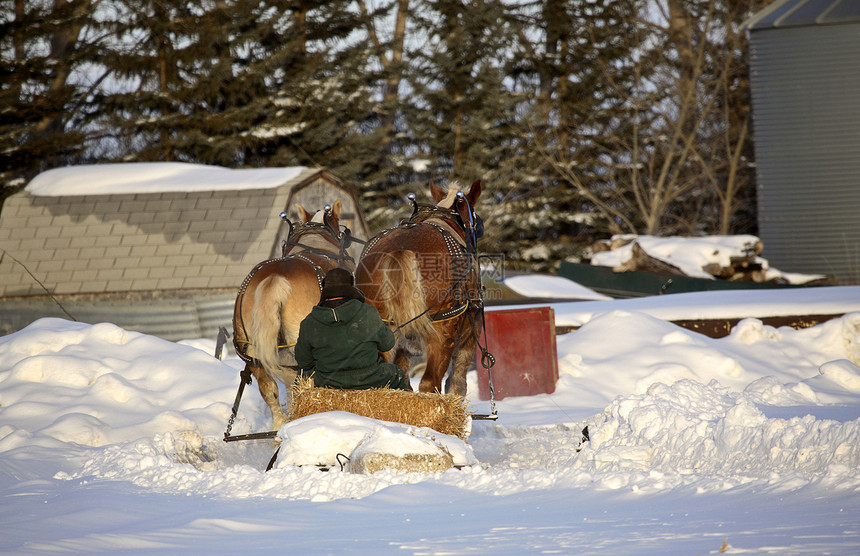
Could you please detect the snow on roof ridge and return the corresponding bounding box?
[26,162,309,196]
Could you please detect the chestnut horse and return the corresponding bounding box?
[355,181,483,396]
[232,200,353,429]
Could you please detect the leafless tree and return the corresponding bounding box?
[532,0,769,238]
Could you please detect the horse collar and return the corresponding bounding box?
[410,204,465,230]
[283,222,343,254]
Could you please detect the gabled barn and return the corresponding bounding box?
[745,0,860,285]
[0,163,370,340]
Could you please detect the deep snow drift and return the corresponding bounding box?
[2,285,860,554]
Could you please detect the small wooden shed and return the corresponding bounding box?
[0,163,370,340]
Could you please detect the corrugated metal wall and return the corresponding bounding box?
[0,290,236,345]
[749,24,860,284]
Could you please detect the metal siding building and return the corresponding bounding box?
[746,0,860,284]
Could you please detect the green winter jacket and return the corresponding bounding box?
[295,299,409,390]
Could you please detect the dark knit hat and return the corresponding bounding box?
[320,268,365,303]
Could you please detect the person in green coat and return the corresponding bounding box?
[295,267,411,391]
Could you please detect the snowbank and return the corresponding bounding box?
[503,274,611,300]
[2,299,860,552]
[534,285,860,327]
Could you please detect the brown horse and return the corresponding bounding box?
[355,181,483,396]
[232,199,353,429]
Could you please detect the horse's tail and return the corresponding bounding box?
[249,274,295,376]
[379,250,439,341]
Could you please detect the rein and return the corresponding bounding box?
[388,254,475,334]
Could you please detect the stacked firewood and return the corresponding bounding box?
[592,237,771,282]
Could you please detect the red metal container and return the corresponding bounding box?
[477,306,558,400]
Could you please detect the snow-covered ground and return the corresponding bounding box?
[2,282,860,554]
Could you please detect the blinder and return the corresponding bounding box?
[455,190,482,246]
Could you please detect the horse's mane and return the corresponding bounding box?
[436,187,459,209]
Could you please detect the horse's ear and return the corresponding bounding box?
[296,204,312,223]
[324,199,342,232]
[466,180,481,205]
[429,180,446,202]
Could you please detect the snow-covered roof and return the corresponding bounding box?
[25,162,308,196]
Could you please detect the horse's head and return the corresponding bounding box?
[283,200,348,257]
[295,199,342,234]
[430,179,483,245]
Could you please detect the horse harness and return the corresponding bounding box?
[360,198,498,419]
[361,204,483,329]
[422,220,480,321]
[233,222,355,365]
[282,221,357,268]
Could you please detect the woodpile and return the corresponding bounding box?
[592,236,779,282]
[613,243,687,276]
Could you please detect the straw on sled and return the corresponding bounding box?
[287,378,470,439]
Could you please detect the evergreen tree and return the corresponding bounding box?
[0,0,101,198]
[98,0,375,172]
[1,0,769,271]
[406,0,517,183]
[487,0,645,270]
[94,0,210,162]
[229,0,376,172]
[351,0,414,216]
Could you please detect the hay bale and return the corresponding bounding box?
[350,451,454,474]
[347,426,455,474]
[287,378,470,439]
